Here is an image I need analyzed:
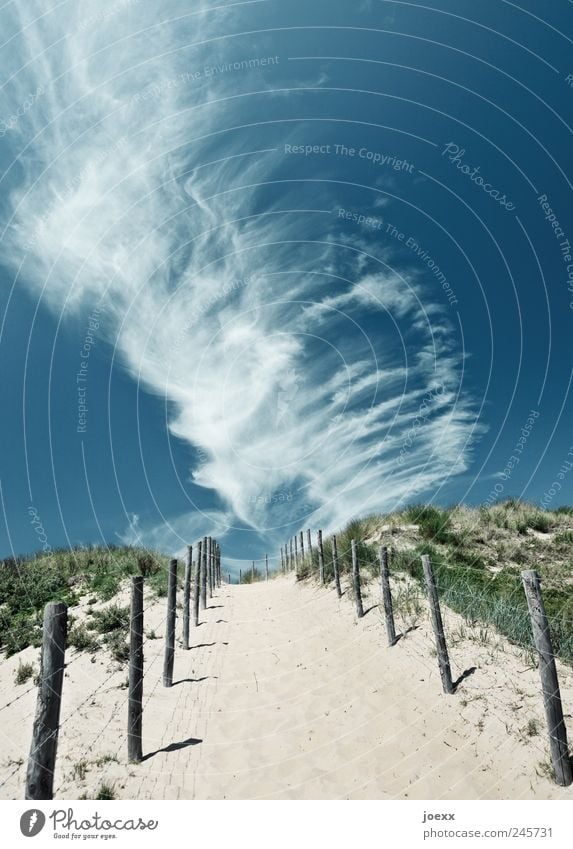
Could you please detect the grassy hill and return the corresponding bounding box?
[0,546,169,657]
[299,500,573,664]
[2,500,573,666]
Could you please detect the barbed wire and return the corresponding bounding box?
[52,608,170,796]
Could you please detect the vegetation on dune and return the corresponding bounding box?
[298,500,573,664]
[0,546,169,656]
[241,566,263,584]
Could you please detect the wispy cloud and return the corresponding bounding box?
[0,0,482,547]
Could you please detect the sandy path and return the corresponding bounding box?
[2,574,573,800]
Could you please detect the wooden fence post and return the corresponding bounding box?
[281,546,284,572]
[163,558,178,687]
[521,570,573,786]
[318,529,325,585]
[208,537,213,598]
[422,555,454,694]
[228,572,231,584]
[128,576,144,762]
[194,542,201,627]
[332,534,342,598]
[307,528,312,557]
[182,545,192,650]
[265,554,269,581]
[299,531,305,563]
[25,601,68,800]
[290,538,294,570]
[239,568,242,584]
[380,546,397,647]
[295,535,299,571]
[252,561,255,581]
[217,544,221,588]
[201,536,208,609]
[351,539,364,618]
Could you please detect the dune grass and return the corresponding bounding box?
[298,500,573,664]
[0,546,169,656]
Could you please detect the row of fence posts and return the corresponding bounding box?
[280,529,314,575]
[280,529,573,789]
[25,537,222,800]
[232,554,272,584]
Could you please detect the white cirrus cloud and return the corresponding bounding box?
[0,0,484,548]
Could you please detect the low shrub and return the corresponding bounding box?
[88,604,130,634]
[14,660,36,685]
[403,505,454,544]
[68,623,99,652]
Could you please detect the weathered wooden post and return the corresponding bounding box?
[182,545,192,650]
[332,534,342,598]
[25,601,68,800]
[252,560,255,581]
[351,539,364,618]
[380,546,397,647]
[208,537,213,598]
[318,529,325,585]
[128,576,144,762]
[201,536,208,609]
[281,546,284,572]
[217,544,221,588]
[194,542,201,627]
[521,570,573,786]
[307,528,312,557]
[228,572,231,584]
[294,535,299,570]
[289,538,294,571]
[265,554,269,581]
[239,568,242,584]
[422,555,454,694]
[163,558,178,687]
[299,531,305,563]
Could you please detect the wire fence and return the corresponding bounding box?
[2,537,222,801]
[5,525,573,799]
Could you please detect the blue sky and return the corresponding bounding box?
[0,0,572,574]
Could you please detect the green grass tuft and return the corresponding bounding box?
[95,781,116,800]
[14,660,36,685]
[0,545,169,655]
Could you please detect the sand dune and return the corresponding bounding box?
[2,573,573,800]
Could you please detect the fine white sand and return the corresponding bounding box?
[2,573,573,800]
